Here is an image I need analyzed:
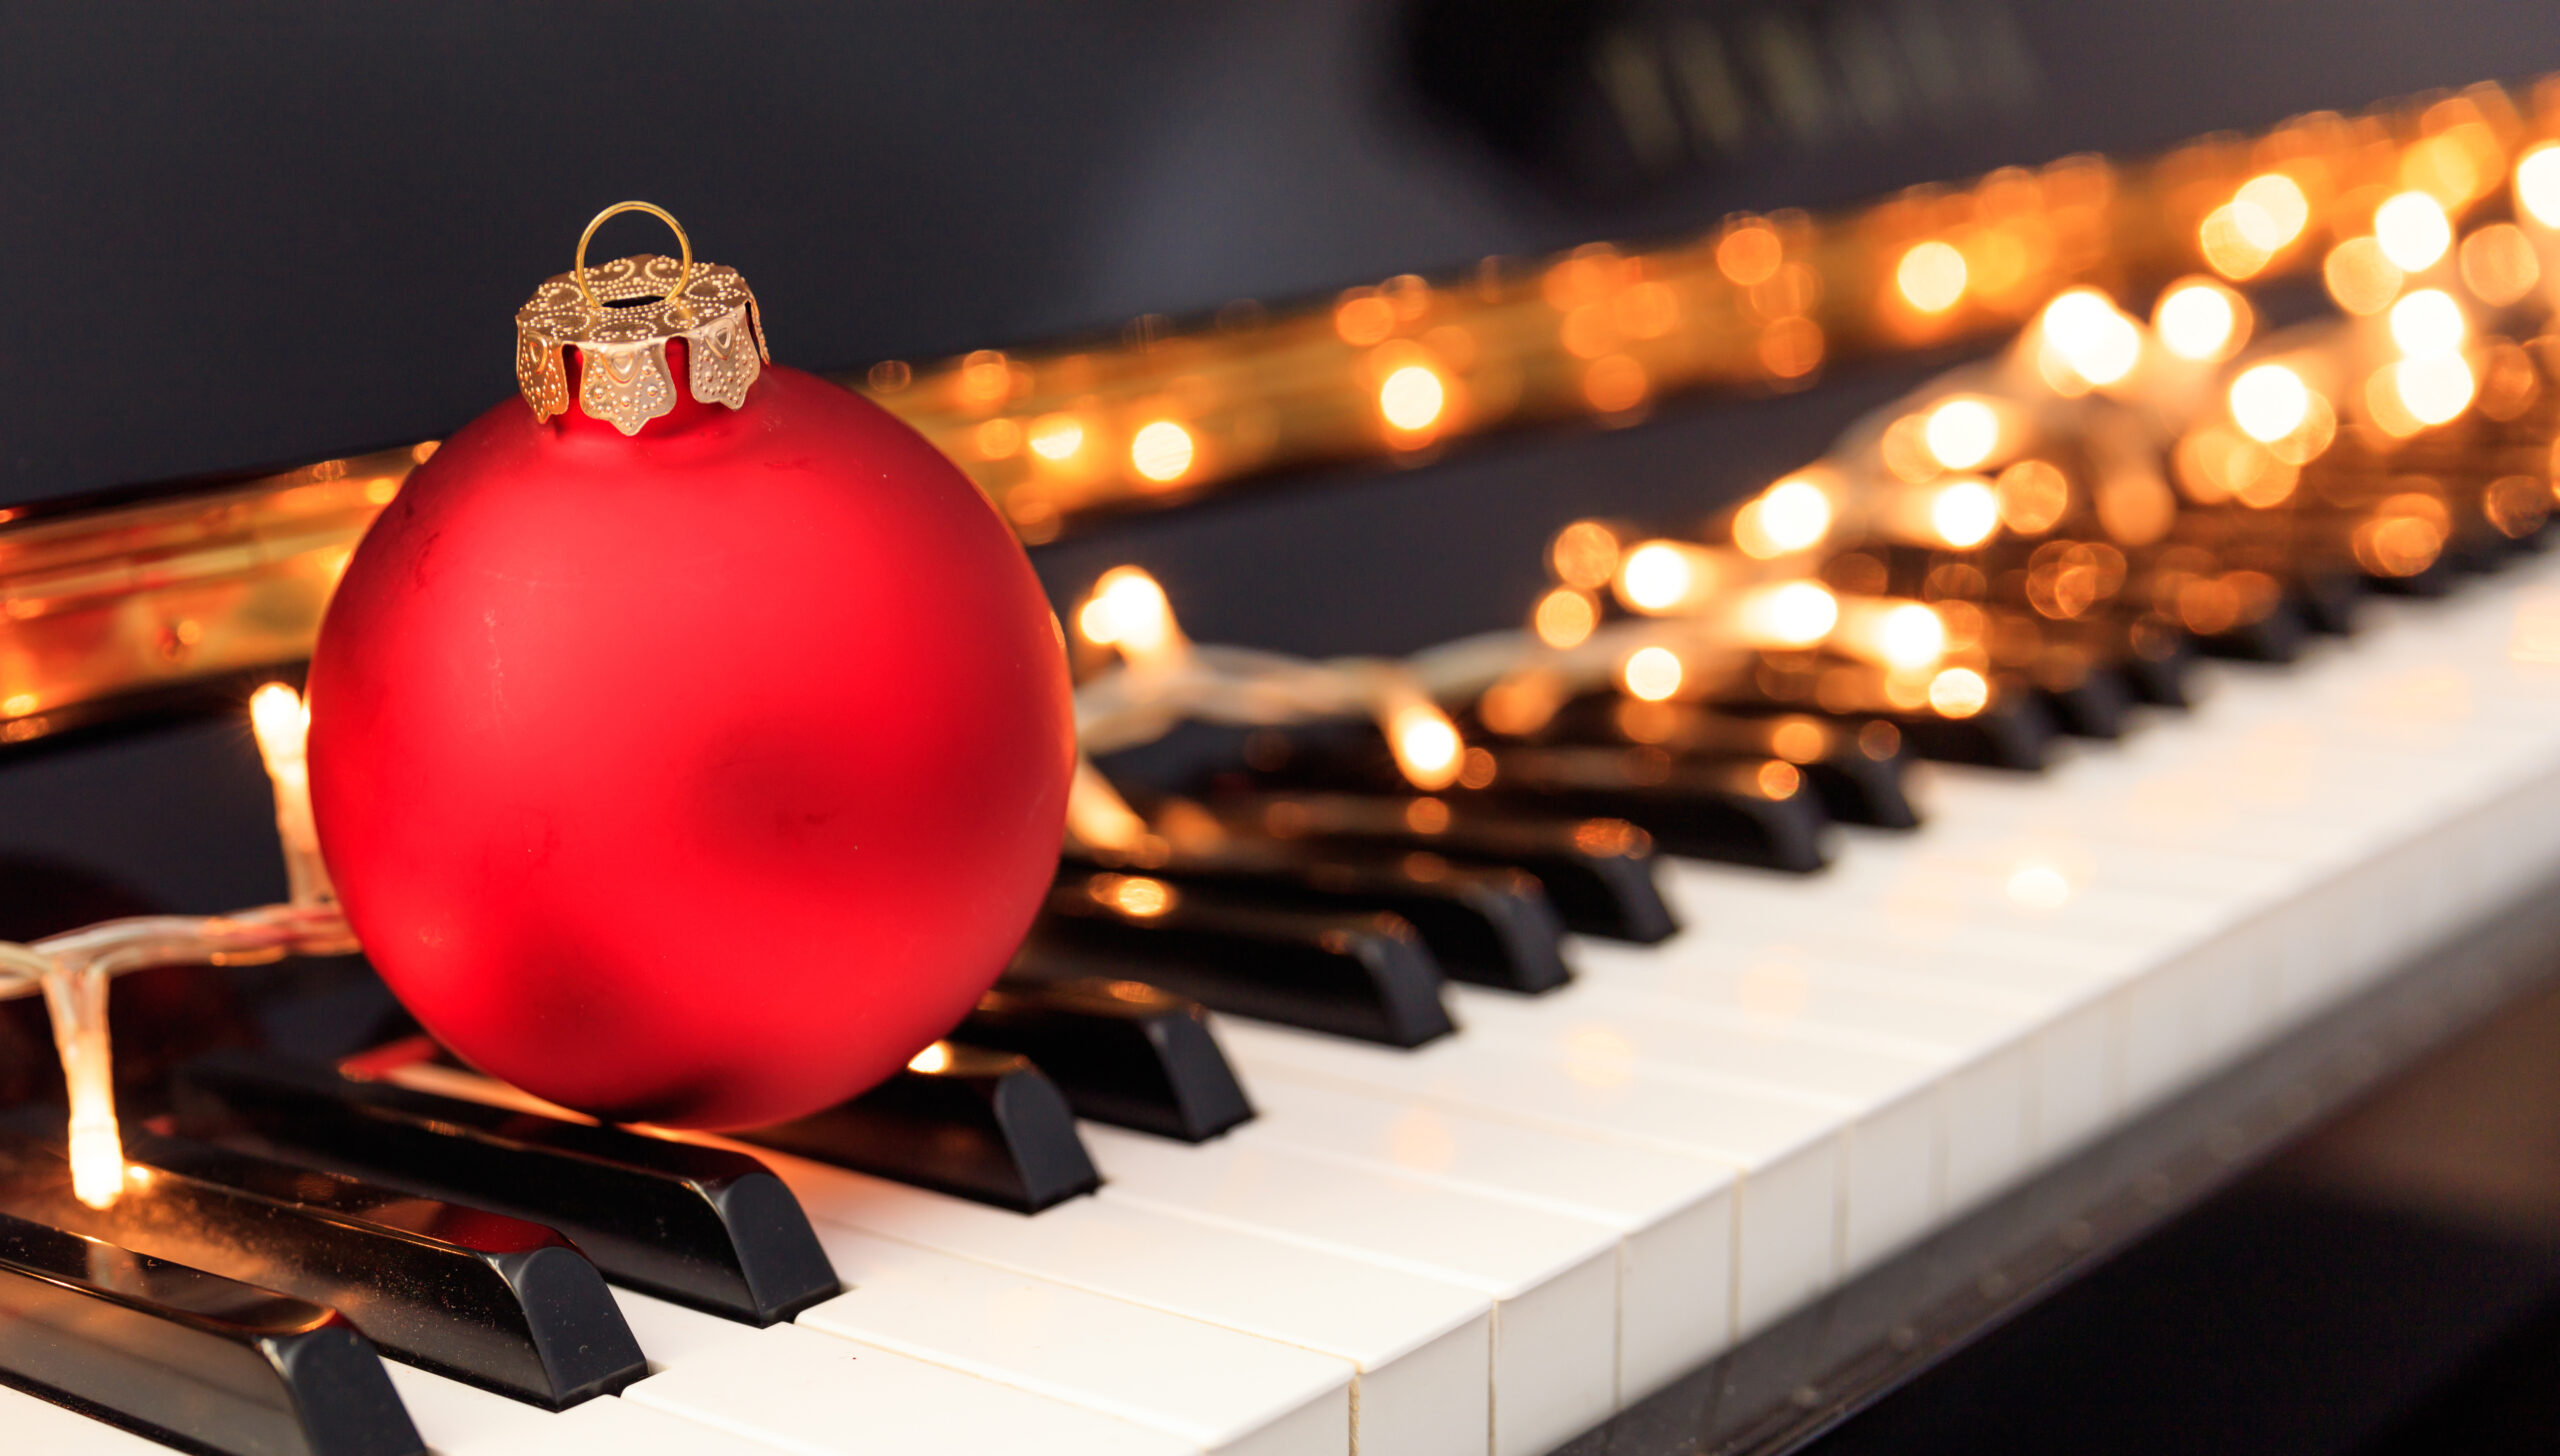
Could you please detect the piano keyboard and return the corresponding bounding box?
[12,532,2560,1456]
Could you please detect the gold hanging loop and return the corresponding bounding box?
[574,201,695,311]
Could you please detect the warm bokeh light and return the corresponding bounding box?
[1616,540,1715,613]
[1927,666,1990,718]
[2374,192,2453,272]
[1896,240,1968,313]
[1099,875,1177,918]
[1065,762,1151,851]
[2199,206,2273,280]
[1583,354,1649,413]
[1836,600,1949,672]
[1379,364,1448,432]
[1743,581,1840,647]
[2153,280,2247,361]
[1929,477,2002,548]
[1550,520,1621,589]
[1717,222,1784,285]
[908,1042,954,1074]
[1735,477,1834,558]
[1996,459,2071,534]
[2323,238,2405,316]
[2459,224,2542,307]
[2517,145,2560,228]
[1923,398,2001,470]
[1387,702,1464,790]
[1533,587,1599,648]
[2392,353,2477,426]
[1622,646,1685,701]
[2230,174,2310,252]
[1077,566,1182,661]
[2230,364,2311,443]
[2038,289,2141,388]
[1755,761,1802,799]
[1028,414,1086,461]
[2389,289,2466,358]
[1129,420,1196,483]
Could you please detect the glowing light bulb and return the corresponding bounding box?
[2374,192,2453,272]
[2229,174,2310,252]
[2388,289,2466,358]
[250,682,310,775]
[2517,145,2560,228]
[1378,364,1447,432]
[1745,581,1840,646]
[1615,541,1713,614]
[1927,667,1990,718]
[1929,477,2001,548]
[1027,414,1086,461]
[2229,365,2311,443]
[1129,420,1196,483]
[1622,646,1684,702]
[2039,289,2141,387]
[908,1042,954,1074]
[2153,280,2246,361]
[1388,702,1464,790]
[1533,587,1598,648]
[1896,241,1968,313]
[1741,477,1833,556]
[1100,875,1176,918]
[2393,354,2476,425]
[1078,566,1183,662]
[1923,398,2001,470]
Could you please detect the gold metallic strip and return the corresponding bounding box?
[2,79,2546,744]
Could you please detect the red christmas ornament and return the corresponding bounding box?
[306,205,1074,1129]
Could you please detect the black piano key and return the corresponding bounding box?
[2291,565,2365,634]
[0,1127,643,1410]
[961,978,1254,1142]
[173,1051,839,1326]
[1525,701,1921,832]
[2116,621,2197,708]
[731,1044,1099,1214]
[2030,662,2133,739]
[1878,691,2057,770]
[1071,849,1572,993]
[0,1210,422,1456]
[1023,877,1455,1047]
[1467,744,1836,870]
[1212,793,1680,941]
[2189,594,2313,661]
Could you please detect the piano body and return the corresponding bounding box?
[9,6,2560,1455]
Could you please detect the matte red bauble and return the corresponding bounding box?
[306,212,1074,1128]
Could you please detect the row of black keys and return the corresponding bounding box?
[1,529,2480,1456]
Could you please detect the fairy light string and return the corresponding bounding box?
[11,118,2560,1195]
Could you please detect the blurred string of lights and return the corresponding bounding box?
[11,79,2560,1204]
[5,81,2558,747]
[1061,104,2560,852]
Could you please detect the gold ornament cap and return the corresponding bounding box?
[513,202,771,436]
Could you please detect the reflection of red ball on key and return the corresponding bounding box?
[306,219,1073,1129]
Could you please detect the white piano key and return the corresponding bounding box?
[793,1226,1352,1456]
[1082,1126,1619,1455]
[0,1385,180,1456]
[730,1146,1494,1456]
[381,1360,785,1456]
[616,1305,1201,1456]
[1231,1072,1736,1403]
[1445,983,1946,1274]
[1211,1016,1845,1337]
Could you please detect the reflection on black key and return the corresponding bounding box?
[2027,662,2132,739]
[1875,693,2056,770]
[1071,848,1571,993]
[1469,745,1835,871]
[963,978,1253,1142]
[0,1127,642,1409]
[174,1051,839,1326]
[0,1209,421,1456]
[733,1044,1098,1214]
[1207,793,1679,942]
[1024,876,1454,1047]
